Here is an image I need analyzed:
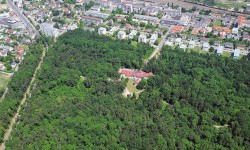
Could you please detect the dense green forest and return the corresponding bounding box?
[0,40,44,143]
[5,29,250,149]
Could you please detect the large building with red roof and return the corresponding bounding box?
[238,16,246,27]
[119,69,153,85]
[170,26,184,33]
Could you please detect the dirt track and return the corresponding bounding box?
[0,46,46,150]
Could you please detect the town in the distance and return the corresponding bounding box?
[0,0,250,77]
[0,0,250,149]
[0,0,250,72]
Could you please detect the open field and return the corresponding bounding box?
[123,79,143,98]
[215,20,222,26]
[0,74,10,93]
[126,79,141,93]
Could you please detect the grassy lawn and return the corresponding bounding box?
[239,54,244,59]
[34,1,45,6]
[187,46,201,53]
[214,2,245,9]
[0,74,10,93]
[143,47,155,59]
[215,20,222,26]
[156,38,162,45]
[126,79,141,93]
[126,79,144,98]
[222,51,231,57]
[101,11,112,15]
[131,41,137,47]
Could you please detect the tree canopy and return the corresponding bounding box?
[4,30,250,149]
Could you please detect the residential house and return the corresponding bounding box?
[242,20,250,27]
[216,46,224,55]
[0,62,5,70]
[6,29,17,35]
[168,33,177,39]
[180,44,187,51]
[232,27,239,35]
[238,16,245,27]
[214,41,220,46]
[61,8,71,15]
[76,0,84,5]
[233,49,240,59]
[224,42,234,49]
[188,40,196,48]
[98,27,107,35]
[5,38,13,44]
[91,5,101,12]
[200,37,209,44]
[175,38,182,45]
[82,16,103,25]
[243,33,250,42]
[11,61,17,69]
[213,26,232,34]
[108,26,118,35]
[202,43,210,51]
[191,28,200,35]
[149,34,158,44]
[15,54,22,61]
[182,34,187,40]
[40,23,59,37]
[0,45,13,52]
[118,1,133,13]
[117,31,126,39]
[165,41,173,46]
[0,50,7,57]
[84,11,110,19]
[133,14,159,23]
[21,38,31,44]
[14,46,23,54]
[128,30,138,39]
[170,26,184,33]
[138,34,147,43]
[95,0,112,7]
[246,4,250,12]
[236,44,246,51]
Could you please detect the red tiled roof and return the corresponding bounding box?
[119,69,153,78]
[238,16,246,27]
[120,69,133,76]
[15,46,23,52]
[15,55,22,60]
[191,28,200,35]
[213,26,231,33]
[133,71,153,78]
[170,26,184,33]
[133,78,141,85]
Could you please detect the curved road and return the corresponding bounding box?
[144,26,173,64]
[6,0,40,36]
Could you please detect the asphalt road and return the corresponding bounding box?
[0,19,11,26]
[145,26,173,64]
[6,0,40,36]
